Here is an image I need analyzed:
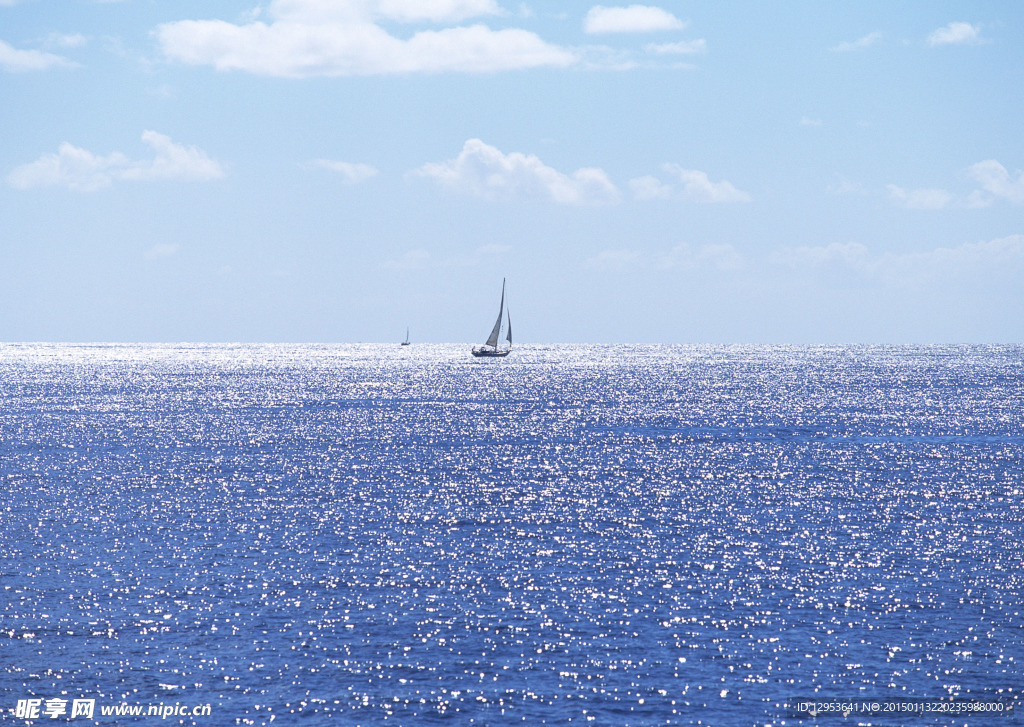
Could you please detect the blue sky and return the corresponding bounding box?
[2,1,1022,343]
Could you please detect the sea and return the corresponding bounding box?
[1,343,1022,726]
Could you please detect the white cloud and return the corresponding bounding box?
[0,39,74,71]
[645,39,705,55]
[126,132,224,182]
[631,163,750,203]
[305,159,379,184]
[927,21,983,47]
[887,184,954,210]
[799,116,822,127]
[966,160,1024,206]
[412,138,619,205]
[7,131,225,191]
[157,0,575,77]
[830,31,882,52]
[664,164,750,203]
[584,5,685,34]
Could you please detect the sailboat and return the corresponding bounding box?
[471,278,512,358]
[401,327,410,346]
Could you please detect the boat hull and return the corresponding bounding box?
[471,347,511,358]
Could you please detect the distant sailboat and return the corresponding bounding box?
[472,278,512,358]
[401,327,410,346]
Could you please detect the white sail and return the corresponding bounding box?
[484,279,506,349]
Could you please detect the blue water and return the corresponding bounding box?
[1,343,1022,726]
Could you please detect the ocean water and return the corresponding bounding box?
[1,343,1022,726]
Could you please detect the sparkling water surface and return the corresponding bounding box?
[1,343,1022,725]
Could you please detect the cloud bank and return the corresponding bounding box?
[7,131,225,191]
[157,0,576,77]
[588,236,1024,286]
[412,138,619,204]
[772,236,1024,283]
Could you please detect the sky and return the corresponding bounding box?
[1,1,1022,344]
